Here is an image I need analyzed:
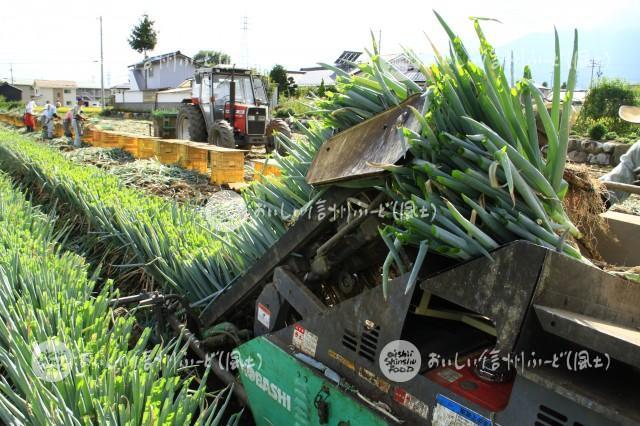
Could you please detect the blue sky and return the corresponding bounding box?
[1,0,638,86]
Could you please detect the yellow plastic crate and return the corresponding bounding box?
[210,147,245,169]
[155,139,184,164]
[136,137,159,159]
[116,133,139,156]
[179,142,210,174]
[251,159,282,181]
[99,131,123,149]
[210,168,245,185]
[209,146,246,184]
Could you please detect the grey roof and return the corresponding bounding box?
[7,79,33,87]
[403,70,427,83]
[294,69,336,87]
[0,82,22,92]
[110,82,131,90]
[34,79,77,88]
[129,51,192,68]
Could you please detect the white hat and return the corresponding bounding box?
[618,105,640,124]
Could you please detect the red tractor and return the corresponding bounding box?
[177,66,290,151]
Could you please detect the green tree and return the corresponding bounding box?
[561,81,567,90]
[576,78,639,136]
[317,79,326,97]
[581,78,637,120]
[541,81,548,88]
[128,14,158,59]
[269,64,297,97]
[193,50,231,66]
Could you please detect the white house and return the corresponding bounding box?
[128,51,195,91]
[33,80,77,106]
[115,51,196,111]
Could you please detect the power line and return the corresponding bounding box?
[0,61,99,65]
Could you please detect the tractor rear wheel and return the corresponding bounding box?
[208,120,235,148]
[177,104,207,142]
[266,118,292,155]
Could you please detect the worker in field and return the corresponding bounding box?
[70,97,86,147]
[600,106,640,206]
[41,100,57,139]
[23,96,37,132]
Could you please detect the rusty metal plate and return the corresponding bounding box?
[306,94,426,186]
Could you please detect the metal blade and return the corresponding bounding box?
[306,94,426,185]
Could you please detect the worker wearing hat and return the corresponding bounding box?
[600,106,640,205]
[70,97,86,147]
[40,100,58,140]
[23,96,37,132]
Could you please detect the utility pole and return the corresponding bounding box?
[9,63,14,84]
[241,16,249,68]
[99,16,105,109]
[510,50,514,87]
[588,58,600,89]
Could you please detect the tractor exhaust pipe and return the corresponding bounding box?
[230,65,236,130]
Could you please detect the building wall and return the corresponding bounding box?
[145,58,195,90]
[114,91,144,103]
[114,89,183,111]
[77,87,104,105]
[33,86,76,106]
[113,101,182,112]
[13,84,34,103]
[157,90,190,103]
[35,88,55,105]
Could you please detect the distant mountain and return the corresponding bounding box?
[493,27,640,89]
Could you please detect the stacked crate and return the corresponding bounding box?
[251,159,282,182]
[117,133,140,156]
[99,131,123,149]
[179,142,209,174]
[88,129,104,146]
[136,136,159,159]
[53,122,64,138]
[155,139,184,164]
[210,147,246,184]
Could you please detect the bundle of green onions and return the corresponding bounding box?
[373,14,585,296]
[243,14,587,300]
[0,172,237,425]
